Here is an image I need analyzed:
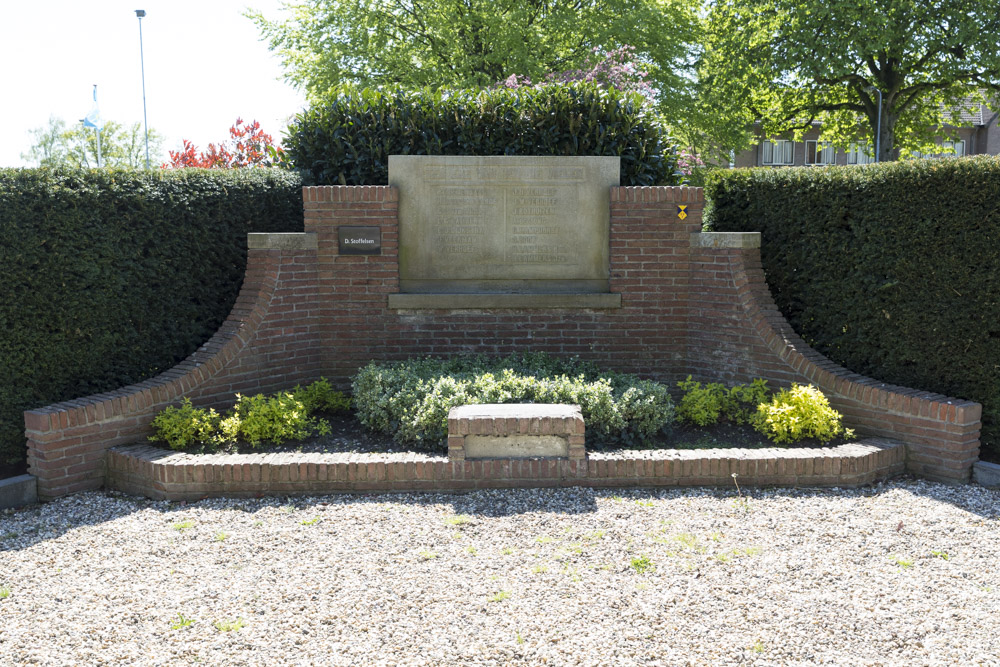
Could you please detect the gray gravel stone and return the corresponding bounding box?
[1,478,998,665]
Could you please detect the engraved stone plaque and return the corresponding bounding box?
[389,155,619,293]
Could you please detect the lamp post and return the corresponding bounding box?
[866,85,883,163]
[136,9,150,169]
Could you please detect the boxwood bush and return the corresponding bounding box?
[0,167,303,466]
[704,157,1000,458]
[352,354,675,449]
[283,83,681,187]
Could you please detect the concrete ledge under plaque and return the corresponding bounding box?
[447,404,586,461]
[388,293,622,310]
[690,232,761,249]
[104,439,905,501]
[247,232,318,250]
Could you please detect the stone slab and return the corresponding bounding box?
[0,474,38,509]
[389,155,619,293]
[464,434,569,459]
[973,461,1000,488]
[388,292,622,310]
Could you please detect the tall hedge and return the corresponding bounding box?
[704,157,1000,459]
[283,83,680,187]
[0,168,303,466]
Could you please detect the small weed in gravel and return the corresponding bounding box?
[170,613,195,630]
[214,618,245,632]
[630,555,655,574]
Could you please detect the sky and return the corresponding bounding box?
[0,0,306,167]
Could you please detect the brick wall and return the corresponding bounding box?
[24,186,981,499]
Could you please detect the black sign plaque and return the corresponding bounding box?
[338,226,381,255]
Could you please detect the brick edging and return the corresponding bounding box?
[106,439,905,501]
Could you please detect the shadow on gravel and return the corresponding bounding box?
[3,477,996,554]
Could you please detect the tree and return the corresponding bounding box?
[699,0,1000,161]
[21,116,164,169]
[163,118,284,168]
[248,0,699,114]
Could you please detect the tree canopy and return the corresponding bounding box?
[699,0,1000,161]
[21,116,164,169]
[248,0,699,112]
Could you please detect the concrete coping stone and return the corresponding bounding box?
[0,474,38,509]
[690,231,761,249]
[973,461,1000,488]
[388,293,622,310]
[449,404,583,435]
[247,232,318,250]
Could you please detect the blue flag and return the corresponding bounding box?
[83,86,104,130]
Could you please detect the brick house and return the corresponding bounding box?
[732,99,1000,168]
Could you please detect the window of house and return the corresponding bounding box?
[912,140,966,159]
[761,140,794,166]
[805,140,835,165]
[847,144,875,164]
[942,140,966,157]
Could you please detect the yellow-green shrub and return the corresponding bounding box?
[149,399,221,451]
[675,377,728,426]
[675,377,770,426]
[219,392,331,447]
[292,377,352,413]
[751,384,853,444]
[148,379,345,452]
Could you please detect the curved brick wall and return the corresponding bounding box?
[24,186,981,499]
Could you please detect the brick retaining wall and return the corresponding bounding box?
[25,186,981,499]
[106,439,905,501]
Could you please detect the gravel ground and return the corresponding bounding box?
[1,478,998,666]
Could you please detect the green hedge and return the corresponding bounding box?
[353,353,675,449]
[0,168,303,465]
[284,83,680,187]
[704,157,1000,458]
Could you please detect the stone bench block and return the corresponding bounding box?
[447,404,585,461]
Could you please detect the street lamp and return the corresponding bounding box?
[136,9,150,169]
[865,85,882,163]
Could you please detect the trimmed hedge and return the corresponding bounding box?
[284,83,681,187]
[704,157,1000,458]
[352,354,675,449]
[0,168,303,465]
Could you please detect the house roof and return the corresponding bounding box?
[942,94,993,125]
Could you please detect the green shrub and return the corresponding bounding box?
[148,380,338,452]
[675,376,770,426]
[704,157,1000,457]
[284,83,681,187]
[0,167,303,465]
[149,399,221,451]
[352,354,675,449]
[751,384,853,444]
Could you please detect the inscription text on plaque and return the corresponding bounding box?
[389,156,619,293]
